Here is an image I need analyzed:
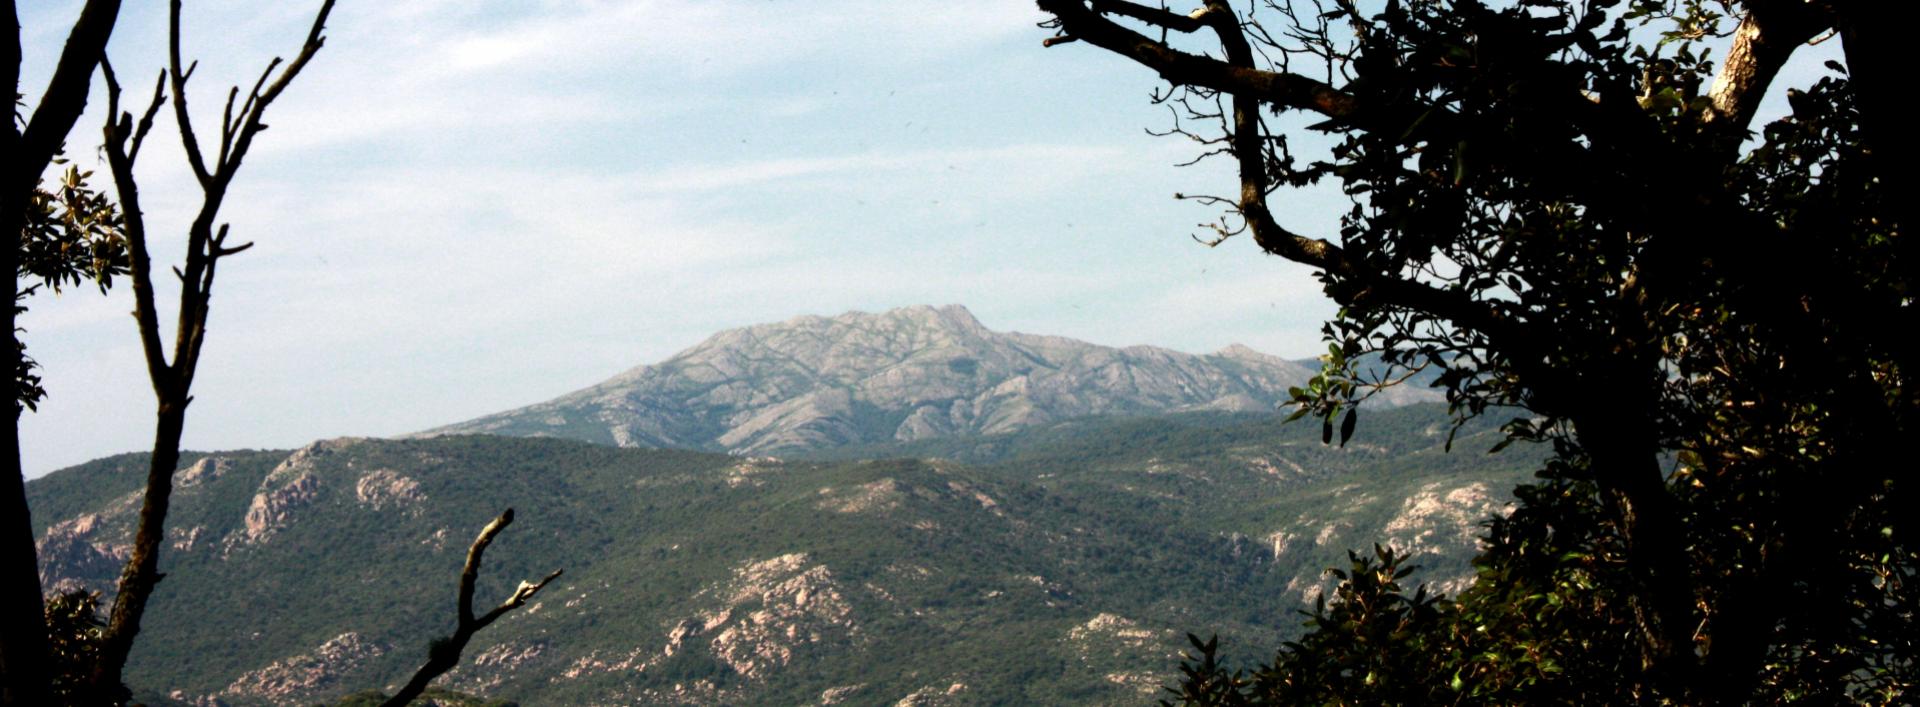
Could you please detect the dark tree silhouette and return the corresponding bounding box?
[3,1,125,703]
[1038,0,1909,701]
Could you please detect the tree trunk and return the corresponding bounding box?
[0,198,53,707]
[86,401,187,703]
[1572,387,1699,697]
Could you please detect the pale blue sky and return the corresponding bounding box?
[16,1,1839,477]
[17,0,1344,476]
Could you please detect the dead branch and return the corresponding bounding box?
[382,509,563,707]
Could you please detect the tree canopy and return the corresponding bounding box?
[1038,0,1910,702]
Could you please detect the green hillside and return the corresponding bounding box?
[28,404,1538,705]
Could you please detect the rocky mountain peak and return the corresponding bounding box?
[1215,343,1271,361]
[423,305,1435,453]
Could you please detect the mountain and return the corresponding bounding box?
[28,308,1515,704]
[421,305,1439,454]
[29,407,1534,706]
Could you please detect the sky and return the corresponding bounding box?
[15,1,1841,477]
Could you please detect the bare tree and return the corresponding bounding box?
[10,4,571,704]
[3,1,124,703]
[84,0,336,699]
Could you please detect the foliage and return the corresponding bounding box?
[1163,547,1456,706]
[11,154,127,410]
[43,591,109,704]
[1037,0,1910,702]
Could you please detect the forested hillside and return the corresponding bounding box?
[31,405,1534,705]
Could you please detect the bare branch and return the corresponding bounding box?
[475,570,565,629]
[218,85,238,167]
[128,70,167,163]
[166,0,211,186]
[221,0,334,180]
[456,508,512,625]
[1181,1,1531,355]
[384,509,562,707]
[1038,0,1361,121]
[220,57,278,168]
[99,58,171,389]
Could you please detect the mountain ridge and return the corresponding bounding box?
[423,304,1438,454]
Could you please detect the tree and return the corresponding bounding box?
[3,2,125,703]
[9,5,567,703]
[1036,0,1909,701]
[9,160,126,701]
[83,2,337,697]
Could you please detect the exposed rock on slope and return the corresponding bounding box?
[27,384,1524,706]
[36,507,132,596]
[217,632,390,705]
[235,440,361,548]
[423,305,1434,453]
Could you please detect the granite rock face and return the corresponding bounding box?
[425,305,1431,454]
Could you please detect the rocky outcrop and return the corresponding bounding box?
[230,440,363,549]
[354,468,424,511]
[36,488,146,598]
[817,478,906,514]
[821,683,868,704]
[1063,613,1178,699]
[36,512,130,596]
[708,553,857,679]
[724,456,787,488]
[444,639,549,694]
[895,682,969,706]
[562,553,861,688]
[177,456,231,488]
[217,632,390,705]
[39,456,241,597]
[239,473,319,545]
[1067,613,1163,649]
[423,305,1430,454]
[1382,481,1514,594]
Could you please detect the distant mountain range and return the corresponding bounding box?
[25,305,1517,706]
[420,305,1440,454]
